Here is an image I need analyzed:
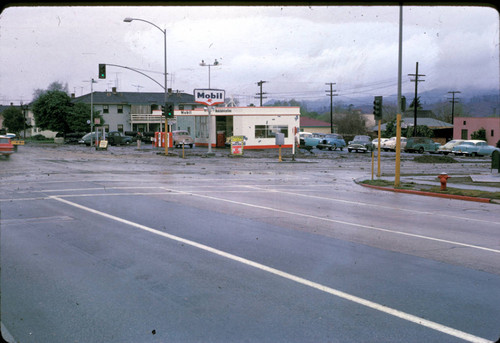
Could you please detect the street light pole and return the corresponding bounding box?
[199,59,220,155]
[124,17,169,154]
[200,59,220,89]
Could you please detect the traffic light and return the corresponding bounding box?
[373,96,383,120]
[165,103,174,117]
[98,64,106,79]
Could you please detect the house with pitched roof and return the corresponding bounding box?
[72,88,200,133]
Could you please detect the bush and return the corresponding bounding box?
[31,134,48,141]
[496,139,500,148]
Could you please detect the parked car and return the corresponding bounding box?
[438,139,465,155]
[0,135,15,159]
[382,136,407,151]
[317,134,346,151]
[78,132,96,145]
[106,131,133,146]
[372,138,389,149]
[451,140,500,156]
[172,130,194,148]
[347,135,373,153]
[404,137,440,153]
[79,131,132,146]
[304,133,326,148]
[299,132,313,146]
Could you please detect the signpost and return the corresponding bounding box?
[230,136,245,156]
[194,89,225,154]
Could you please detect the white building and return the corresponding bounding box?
[175,106,301,149]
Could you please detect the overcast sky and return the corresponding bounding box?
[0,4,498,106]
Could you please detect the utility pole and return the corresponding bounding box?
[255,80,268,106]
[408,62,425,136]
[325,82,338,133]
[447,91,461,125]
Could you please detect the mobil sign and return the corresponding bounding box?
[194,89,225,106]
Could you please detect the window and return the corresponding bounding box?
[117,124,123,133]
[117,105,123,114]
[491,130,495,137]
[103,105,109,114]
[255,125,288,139]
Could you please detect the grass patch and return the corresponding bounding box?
[427,187,500,199]
[413,155,458,163]
[361,179,416,189]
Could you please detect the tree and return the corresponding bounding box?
[2,106,27,134]
[33,81,69,100]
[32,90,73,134]
[32,87,103,135]
[383,118,397,137]
[408,96,423,110]
[471,127,486,141]
[406,125,434,138]
[333,112,367,135]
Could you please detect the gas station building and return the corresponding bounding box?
[174,106,301,149]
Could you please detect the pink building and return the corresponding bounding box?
[453,117,500,146]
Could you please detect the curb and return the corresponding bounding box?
[359,183,493,203]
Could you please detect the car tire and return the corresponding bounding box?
[348,149,352,152]
[418,147,424,154]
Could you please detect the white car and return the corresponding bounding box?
[438,139,465,155]
[372,138,389,149]
[382,137,407,151]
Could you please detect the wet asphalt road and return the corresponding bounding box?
[1,144,499,342]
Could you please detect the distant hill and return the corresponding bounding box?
[266,87,499,117]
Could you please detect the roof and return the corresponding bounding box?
[374,117,453,131]
[72,91,195,105]
[300,117,332,127]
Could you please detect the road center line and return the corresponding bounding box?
[49,195,491,343]
[162,188,500,255]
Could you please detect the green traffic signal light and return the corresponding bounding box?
[98,64,106,79]
[166,103,174,117]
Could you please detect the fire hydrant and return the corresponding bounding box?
[438,172,450,191]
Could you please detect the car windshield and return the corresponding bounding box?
[0,138,10,144]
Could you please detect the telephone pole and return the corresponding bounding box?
[325,82,338,133]
[408,62,425,135]
[255,80,268,106]
[447,90,461,125]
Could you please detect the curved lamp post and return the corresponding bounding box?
[124,17,168,152]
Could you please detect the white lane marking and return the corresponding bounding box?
[161,188,500,255]
[242,185,500,226]
[49,195,492,343]
[7,186,499,253]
